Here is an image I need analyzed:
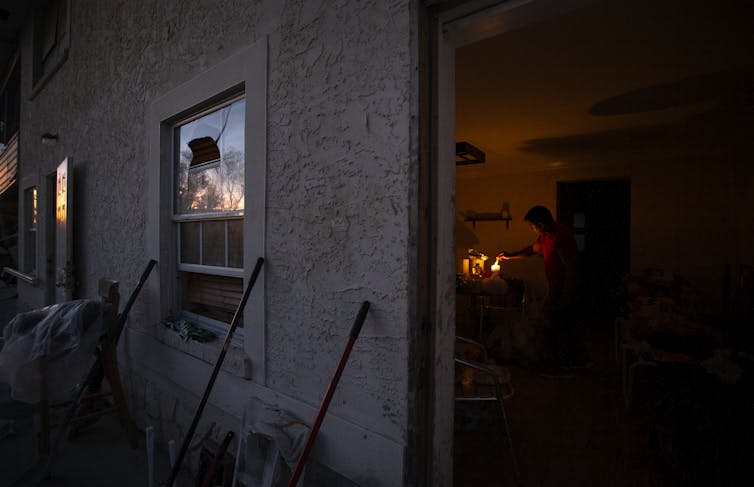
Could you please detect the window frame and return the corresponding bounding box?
[146,39,267,382]
[30,0,71,99]
[172,95,246,331]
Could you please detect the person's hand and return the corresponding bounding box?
[497,251,513,261]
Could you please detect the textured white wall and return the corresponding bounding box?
[265,0,412,439]
[17,1,416,484]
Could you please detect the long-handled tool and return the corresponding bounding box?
[288,301,370,487]
[200,431,235,487]
[166,257,264,487]
[10,259,157,486]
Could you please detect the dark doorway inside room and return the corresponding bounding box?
[557,179,630,326]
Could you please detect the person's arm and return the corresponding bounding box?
[498,241,540,261]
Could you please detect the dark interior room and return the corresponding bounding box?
[452,0,754,485]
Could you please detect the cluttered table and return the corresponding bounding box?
[456,272,526,340]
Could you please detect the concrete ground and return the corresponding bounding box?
[0,283,194,487]
[0,280,663,487]
[0,279,683,486]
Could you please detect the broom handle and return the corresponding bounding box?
[288,301,370,487]
[112,259,157,344]
[167,257,264,487]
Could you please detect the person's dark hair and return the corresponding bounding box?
[524,205,554,225]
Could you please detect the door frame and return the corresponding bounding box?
[44,157,74,304]
[45,170,57,304]
[421,0,602,484]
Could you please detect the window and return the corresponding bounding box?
[173,96,246,325]
[24,186,37,274]
[31,0,70,96]
[146,40,266,380]
[0,56,20,145]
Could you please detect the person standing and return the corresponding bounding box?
[498,205,584,372]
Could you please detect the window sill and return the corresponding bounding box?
[153,323,251,379]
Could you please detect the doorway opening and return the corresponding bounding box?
[435,0,754,484]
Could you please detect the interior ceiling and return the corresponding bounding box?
[455,0,754,178]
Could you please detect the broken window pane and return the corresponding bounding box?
[173,95,245,326]
[175,98,245,214]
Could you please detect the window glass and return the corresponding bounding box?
[573,212,586,229]
[175,98,245,214]
[33,0,69,88]
[180,222,200,264]
[575,234,586,252]
[173,96,245,325]
[180,272,243,326]
[202,220,226,266]
[227,219,243,268]
[24,187,38,274]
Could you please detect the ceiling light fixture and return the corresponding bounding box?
[456,141,485,165]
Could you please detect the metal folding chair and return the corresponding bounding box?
[455,336,519,483]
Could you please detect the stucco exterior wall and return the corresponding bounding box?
[16,1,417,484]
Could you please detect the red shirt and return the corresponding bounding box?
[536,222,579,294]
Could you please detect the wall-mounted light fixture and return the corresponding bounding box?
[41,133,58,146]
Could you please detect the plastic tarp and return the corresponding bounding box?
[0,299,108,404]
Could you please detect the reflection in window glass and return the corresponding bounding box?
[175,98,245,214]
[172,95,245,326]
[180,222,200,264]
[228,219,243,268]
[202,220,225,266]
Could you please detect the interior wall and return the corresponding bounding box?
[452,0,754,318]
[457,154,753,314]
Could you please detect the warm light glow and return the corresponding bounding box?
[175,98,245,214]
[56,164,67,227]
[491,260,501,273]
[31,188,38,229]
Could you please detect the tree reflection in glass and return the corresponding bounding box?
[175,98,245,213]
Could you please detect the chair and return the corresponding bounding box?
[455,336,519,483]
[615,316,699,409]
